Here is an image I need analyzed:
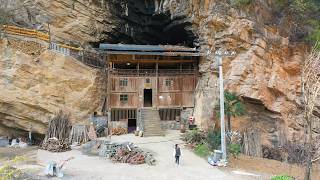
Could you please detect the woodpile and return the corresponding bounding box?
[81,140,156,165]
[8,39,45,56]
[41,110,72,152]
[69,125,90,144]
[44,110,71,142]
[111,127,127,135]
[41,138,71,152]
[111,147,145,165]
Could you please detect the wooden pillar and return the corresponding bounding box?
[106,54,111,137]
[137,58,140,109]
[156,58,159,109]
[180,63,183,109]
[137,58,139,77]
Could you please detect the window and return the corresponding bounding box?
[119,78,128,86]
[145,78,151,83]
[120,94,128,102]
[165,79,173,87]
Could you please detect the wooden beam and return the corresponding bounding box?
[111,60,194,63]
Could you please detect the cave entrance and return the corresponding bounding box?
[103,0,197,47]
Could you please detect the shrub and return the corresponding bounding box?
[194,144,210,158]
[0,156,27,179]
[228,143,241,158]
[183,129,206,145]
[271,175,294,180]
[206,130,221,150]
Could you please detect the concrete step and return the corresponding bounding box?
[140,108,164,137]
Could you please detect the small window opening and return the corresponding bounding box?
[145,78,151,83]
[120,94,128,102]
[120,78,128,86]
[165,79,173,87]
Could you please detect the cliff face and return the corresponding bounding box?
[0,39,101,136]
[180,1,308,146]
[0,0,318,146]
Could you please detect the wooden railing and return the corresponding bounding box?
[2,25,106,68]
[2,25,82,51]
[110,69,196,76]
[3,25,49,41]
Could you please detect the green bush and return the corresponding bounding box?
[271,175,294,180]
[194,144,210,158]
[183,129,206,145]
[0,156,27,179]
[228,143,241,157]
[206,130,221,150]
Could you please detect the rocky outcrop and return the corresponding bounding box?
[0,39,101,136]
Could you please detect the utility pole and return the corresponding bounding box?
[214,49,236,161]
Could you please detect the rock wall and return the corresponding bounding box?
[0,39,102,136]
[0,0,318,147]
[169,0,310,146]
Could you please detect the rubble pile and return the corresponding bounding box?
[81,140,156,165]
[41,138,71,152]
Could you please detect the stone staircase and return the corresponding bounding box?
[139,108,164,137]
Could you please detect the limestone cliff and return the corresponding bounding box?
[0,39,101,136]
[0,0,318,147]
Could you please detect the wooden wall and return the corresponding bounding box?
[109,75,197,109]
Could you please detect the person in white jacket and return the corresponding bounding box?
[173,144,182,165]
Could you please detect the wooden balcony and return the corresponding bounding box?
[109,69,196,76]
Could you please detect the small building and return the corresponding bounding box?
[99,44,201,133]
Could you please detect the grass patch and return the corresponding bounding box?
[194,144,210,158]
[271,175,294,180]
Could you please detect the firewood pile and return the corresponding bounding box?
[8,39,45,56]
[41,137,71,152]
[69,125,90,144]
[111,147,145,165]
[81,140,156,165]
[111,127,127,135]
[41,110,72,152]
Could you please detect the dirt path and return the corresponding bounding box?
[36,131,261,180]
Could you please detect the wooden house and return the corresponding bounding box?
[99,44,201,133]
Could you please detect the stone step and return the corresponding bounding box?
[140,108,163,137]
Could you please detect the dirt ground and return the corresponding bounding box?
[36,131,254,180]
[0,146,37,163]
[1,131,318,180]
[227,154,320,180]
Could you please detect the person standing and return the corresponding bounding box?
[174,144,182,165]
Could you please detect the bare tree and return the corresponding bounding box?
[302,44,320,180]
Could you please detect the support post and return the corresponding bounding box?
[218,56,226,161]
[156,59,159,109]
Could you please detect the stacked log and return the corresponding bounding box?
[40,138,71,152]
[82,140,156,165]
[111,127,127,135]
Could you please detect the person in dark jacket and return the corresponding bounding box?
[173,144,182,165]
